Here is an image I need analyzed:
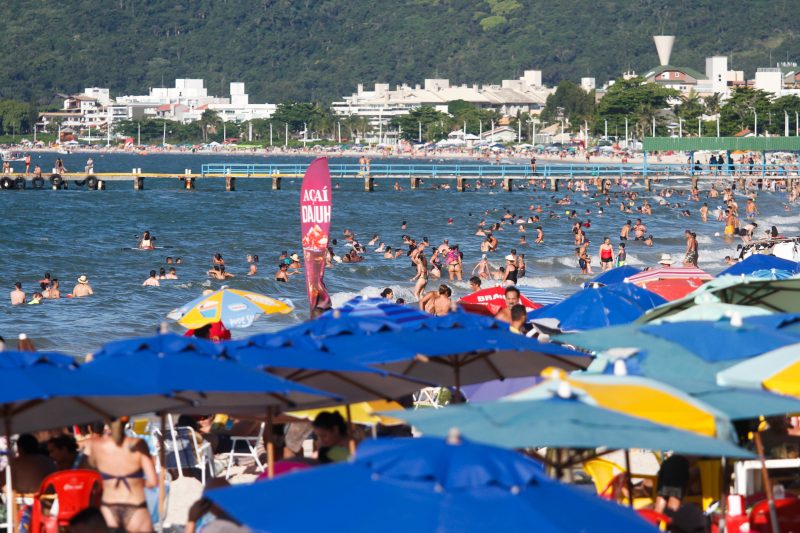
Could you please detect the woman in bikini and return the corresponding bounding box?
[411,252,429,301]
[88,419,157,532]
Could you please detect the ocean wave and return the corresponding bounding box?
[330,284,417,307]
[516,275,563,288]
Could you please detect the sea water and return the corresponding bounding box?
[0,151,790,355]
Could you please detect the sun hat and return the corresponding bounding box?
[658,253,675,265]
[290,253,300,261]
[78,275,88,284]
[505,254,515,261]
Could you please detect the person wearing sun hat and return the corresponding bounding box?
[503,254,518,285]
[658,253,675,267]
[289,253,302,269]
[71,274,94,298]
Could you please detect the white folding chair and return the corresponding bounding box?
[413,387,443,409]
[219,423,266,479]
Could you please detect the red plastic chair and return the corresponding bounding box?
[29,470,103,533]
[636,509,672,530]
[749,497,800,533]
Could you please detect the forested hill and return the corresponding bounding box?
[2,0,797,105]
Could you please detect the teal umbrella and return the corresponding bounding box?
[393,381,753,461]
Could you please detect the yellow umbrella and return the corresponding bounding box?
[513,368,733,440]
[288,400,406,426]
[168,288,292,329]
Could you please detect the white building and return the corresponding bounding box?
[332,71,553,127]
[755,68,787,95]
[581,77,596,92]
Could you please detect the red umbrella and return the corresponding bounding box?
[458,286,543,316]
[637,278,707,301]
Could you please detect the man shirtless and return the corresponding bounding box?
[419,284,453,316]
[10,282,25,305]
[72,275,94,297]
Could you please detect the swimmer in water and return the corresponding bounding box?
[143,270,160,287]
[138,231,155,250]
[248,255,259,276]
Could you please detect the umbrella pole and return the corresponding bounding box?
[158,413,166,533]
[266,407,275,480]
[345,404,356,456]
[453,364,462,404]
[718,456,728,533]
[624,449,634,509]
[754,432,780,533]
[4,417,13,533]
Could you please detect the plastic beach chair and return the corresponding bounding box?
[413,387,444,409]
[218,423,266,480]
[583,458,656,509]
[29,470,102,533]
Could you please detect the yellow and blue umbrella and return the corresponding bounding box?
[717,343,800,398]
[168,287,292,329]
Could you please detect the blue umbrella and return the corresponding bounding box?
[81,333,338,412]
[460,377,542,402]
[0,351,183,435]
[582,265,642,288]
[528,283,667,331]
[207,436,653,533]
[517,286,564,305]
[718,254,799,277]
[220,333,432,403]
[321,310,592,388]
[332,296,429,324]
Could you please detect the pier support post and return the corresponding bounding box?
[456,177,465,192]
[225,176,236,191]
[184,177,195,190]
[410,177,421,189]
[691,177,699,190]
[133,169,144,190]
[550,178,559,192]
[364,176,374,192]
[644,178,651,192]
[98,180,106,191]
[272,177,282,190]
[502,177,513,192]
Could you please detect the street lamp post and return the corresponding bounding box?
[418,121,422,143]
[679,117,683,138]
[754,110,758,136]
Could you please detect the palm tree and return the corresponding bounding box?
[199,109,221,142]
[704,93,722,116]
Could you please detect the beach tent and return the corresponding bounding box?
[207,436,654,533]
[718,254,800,277]
[528,283,666,331]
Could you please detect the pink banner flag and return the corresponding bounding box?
[300,157,332,316]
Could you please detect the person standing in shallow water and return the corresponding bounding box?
[684,230,699,267]
[599,237,614,272]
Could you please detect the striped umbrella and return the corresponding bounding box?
[517,286,564,306]
[717,343,800,397]
[333,296,429,324]
[627,266,713,285]
[167,288,292,329]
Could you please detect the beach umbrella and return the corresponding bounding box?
[560,316,800,388]
[207,435,654,533]
[582,265,642,288]
[718,254,799,277]
[527,283,666,331]
[460,377,542,402]
[517,286,564,306]
[395,379,753,458]
[287,400,406,427]
[646,301,772,324]
[82,333,336,412]
[322,310,592,389]
[639,278,800,323]
[220,333,433,403]
[636,278,707,300]
[332,296,428,324]
[458,286,543,316]
[738,269,796,280]
[167,287,292,329]
[627,266,712,285]
[717,343,800,397]
[0,351,185,436]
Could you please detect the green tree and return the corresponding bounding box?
[770,95,800,134]
[718,87,773,136]
[272,102,328,133]
[674,90,704,122]
[541,81,596,129]
[595,77,679,137]
[447,100,499,135]
[390,106,451,142]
